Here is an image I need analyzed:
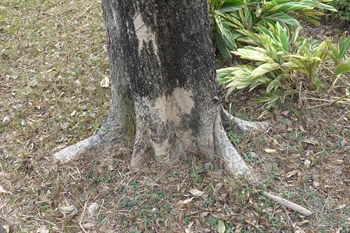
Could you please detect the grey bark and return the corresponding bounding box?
[54,0,265,176]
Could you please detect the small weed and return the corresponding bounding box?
[183,216,190,224]
[202,198,212,208]
[155,190,164,200]
[118,184,126,192]
[130,180,139,191]
[168,171,177,178]
[120,200,137,209]
[227,131,240,145]
[205,216,218,227]
[191,169,202,184]
[294,131,304,142]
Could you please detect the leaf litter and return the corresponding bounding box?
[0,0,349,232]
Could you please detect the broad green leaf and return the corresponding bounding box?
[244,7,253,29]
[281,61,308,73]
[217,67,241,74]
[269,2,314,12]
[296,14,320,26]
[220,0,244,12]
[277,23,289,52]
[250,62,280,78]
[214,16,238,57]
[234,48,273,62]
[335,62,350,75]
[309,56,322,64]
[249,77,271,90]
[338,35,350,61]
[313,78,322,92]
[317,2,337,12]
[314,40,328,60]
[266,75,283,93]
[262,12,300,28]
[216,11,244,29]
[215,31,231,58]
[273,0,290,4]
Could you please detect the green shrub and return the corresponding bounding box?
[327,0,350,23]
[327,33,350,90]
[208,0,336,58]
[217,22,329,117]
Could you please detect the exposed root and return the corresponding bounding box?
[221,106,269,137]
[218,110,313,216]
[215,107,268,176]
[262,192,313,216]
[214,113,250,176]
[54,131,123,162]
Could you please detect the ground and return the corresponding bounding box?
[0,0,349,232]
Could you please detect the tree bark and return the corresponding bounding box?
[54,0,262,176]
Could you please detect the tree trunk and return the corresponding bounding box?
[54,0,259,176]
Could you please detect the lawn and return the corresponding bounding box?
[0,0,349,232]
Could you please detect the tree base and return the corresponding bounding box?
[54,111,268,176]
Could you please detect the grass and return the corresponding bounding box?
[1,0,350,232]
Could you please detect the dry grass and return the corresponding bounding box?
[0,0,349,232]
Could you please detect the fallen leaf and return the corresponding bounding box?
[264,148,277,154]
[200,212,209,219]
[0,185,11,194]
[88,202,99,217]
[299,125,307,133]
[185,221,194,233]
[214,182,223,196]
[212,213,228,220]
[281,111,289,116]
[175,197,194,208]
[170,208,180,215]
[304,159,311,168]
[141,178,159,187]
[217,220,226,233]
[334,160,344,165]
[189,188,204,197]
[82,222,95,229]
[59,205,76,214]
[36,226,49,233]
[2,116,10,125]
[294,225,306,233]
[285,170,299,178]
[312,181,320,188]
[302,139,319,146]
[334,204,346,210]
[341,138,347,147]
[297,220,310,226]
[100,76,110,88]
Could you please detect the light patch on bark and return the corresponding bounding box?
[151,139,171,163]
[133,12,159,56]
[131,88,196,165]
[153,87,194,124]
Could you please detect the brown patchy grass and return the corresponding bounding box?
[0,0,349,232]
